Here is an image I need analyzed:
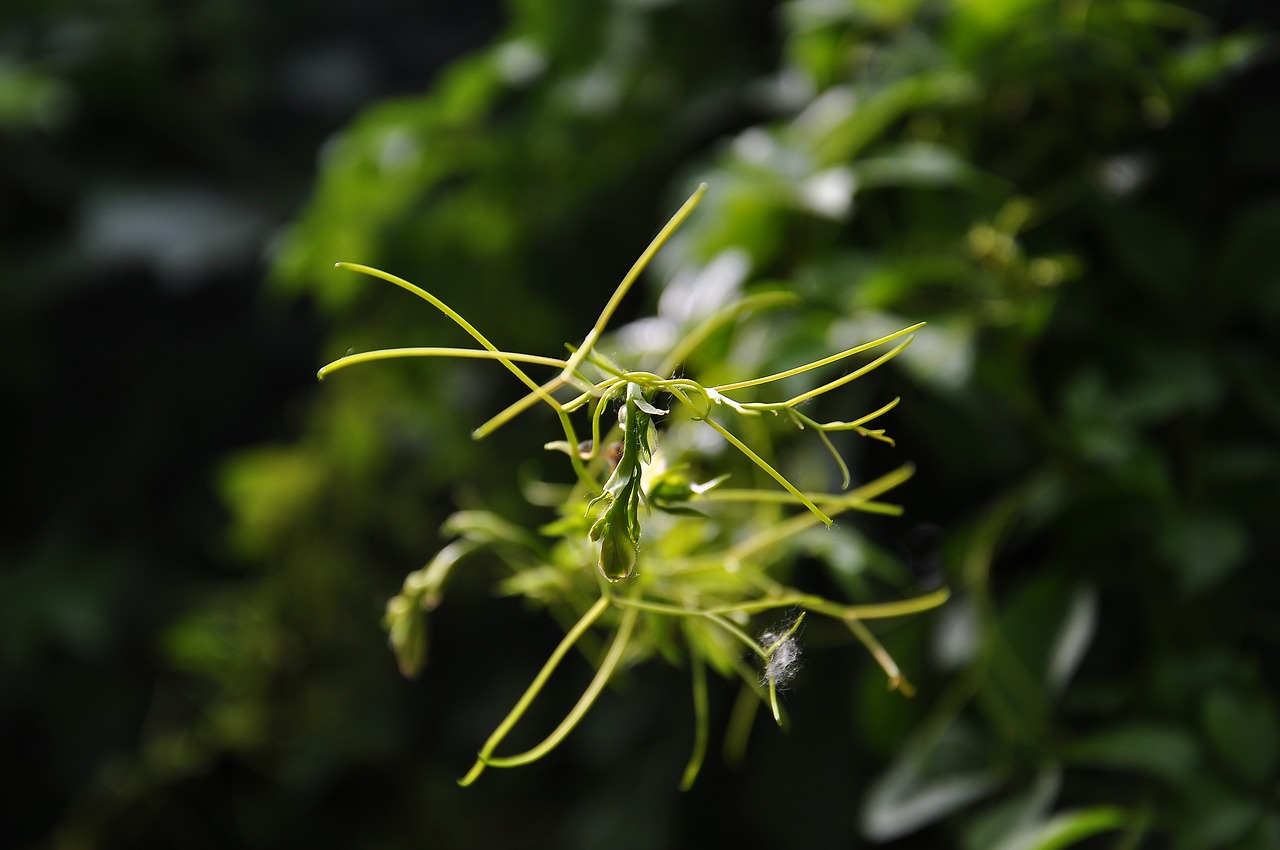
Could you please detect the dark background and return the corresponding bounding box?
[3,1,1278,848]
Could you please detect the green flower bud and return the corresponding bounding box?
[597,512,639,581]
[649,469,694,505]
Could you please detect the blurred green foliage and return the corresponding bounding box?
[4,0,1278,848]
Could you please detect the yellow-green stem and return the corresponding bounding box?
[479,602,640,770]
[458,596,610,785]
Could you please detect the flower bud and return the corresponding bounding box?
[597,514,639,582]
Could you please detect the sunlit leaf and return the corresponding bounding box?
[862,719,1002,841]
[1063,723,1200,785]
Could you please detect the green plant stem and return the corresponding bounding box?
[712,322,925,393]
[779,335,915,407]
[845,616,914,695]
[553,406,598,491]
[700,416,833,526]
[458,595,611,786]
[656,290,800,378]
[474,184,708,442]
[318,347,569,380]
[607,594,770,659]
[707,587,950,621]
[700,488,902,515]
[333,263,555,409]
[604,588,948,660]
[680,641,709,790]
[801,396,902,432]
[480,601,640,770]
[473,375,568,440]
[723,681,760,766]
[560,183,707,380]
[726,464,915,561]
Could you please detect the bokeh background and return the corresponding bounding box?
[4,1,1279,848]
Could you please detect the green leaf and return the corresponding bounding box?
[443,510,544,551]
[1159,514,1248,595]
[631,395,668,417]
[1166,33,1267,94]
[219,447,326,558]
[853,142,979,191]
[1202,689,1280,787]
[1003,807,1129,850]
[962,767,1061,850]
[1063,723,1200,785]
[1239,813,1280,850]
[385,594,429,679]
[862,719,1002,841]
[1045,585,1098,697]
[996,569,1094,696]
[1173,789,1265,850]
